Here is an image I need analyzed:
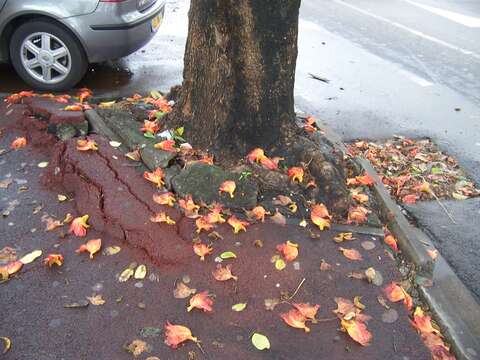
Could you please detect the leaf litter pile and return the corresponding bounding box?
[0,90,456,359]
[347,136,479,204]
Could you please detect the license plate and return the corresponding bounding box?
[151,14,162,32]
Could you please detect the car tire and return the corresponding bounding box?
[10,19,88,91]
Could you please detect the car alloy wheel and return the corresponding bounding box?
[20,32,72,85]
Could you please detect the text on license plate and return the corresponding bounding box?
[151,14,162,32]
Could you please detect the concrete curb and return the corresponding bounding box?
[358,158,480,360]
[319,124,480,360]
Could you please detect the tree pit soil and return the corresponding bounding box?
[95,99,353,218]
[1,100,435,359]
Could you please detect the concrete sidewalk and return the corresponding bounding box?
[0,103,431,359]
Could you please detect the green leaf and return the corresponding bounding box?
[139,327,162,338]
[452,192,468,200]
[150,90,162,99]
[275,259,286,271]
[252,333,270,350]
[431,167,443,174]
[172,135,186,143]
[144,132,155,139]
[220,251,237,259]
[155,111,165,119]
[175,127,185,136]
[232,303,247,312]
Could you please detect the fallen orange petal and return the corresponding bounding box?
[384,282,413,310]
[248,206,269,222]
[10,137,27,150]
[76,139,98,151]
[75,238,102,259]
[43,253,64,267]
[292,303,320,321]
[193,243,213,261]
[0,260,23,278]
[45,217,63,232]
[153,192,176,207]
[164,322,198,349]
[304,116,317,132]
[227,216,249,234]
[63,104,83,111]
[140,120,160,134]
[195,216,214,234]
[246,148,265,163]
[341,319,372,346]
[384,233,399,252]
[333,297,355,318]
[351,191,369,203]
[422,333,454,360]
[339,247,363,261]
[154,139,177,153]
[356,174,375,186]
[347,206,370,224]
[287,167,304,183]
[412,307,440,335]
[187,291,214,312]
[143,168,165,188]
[205,204,225,224]
[427,249,438,261]
[213,264,237,281]
[178,195,200,217]
[280,309,310,332]
[259,156,278,170]
[311,203,331,230]
[69,215,90,237]
[219,180,236,198]
[150,212,176,225]
[414,181,431,194]
[276,241,299,262]
[402,194,419,204]
[78,87,93,103]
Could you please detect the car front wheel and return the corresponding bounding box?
[10,19,88,91]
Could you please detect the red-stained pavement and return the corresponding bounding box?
[0,102,430,360]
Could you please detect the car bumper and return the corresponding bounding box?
[65,1,165,63]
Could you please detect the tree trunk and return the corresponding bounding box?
[171,0,301,155]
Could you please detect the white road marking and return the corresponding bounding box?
[399,69,433,86]
[332,0,480,60]
[299,19,434,87]
[403,0,480,28]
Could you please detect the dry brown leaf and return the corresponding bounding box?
[173,282,197,299]
[87,294,105,306]
[272,195,293,206]
[270,209,286,226]
[264,298,280,311]
[125,339,149,357]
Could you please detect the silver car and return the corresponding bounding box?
[0,0,165,90]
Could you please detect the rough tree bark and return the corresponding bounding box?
[170,0,301,154]
[170,0,351,214]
